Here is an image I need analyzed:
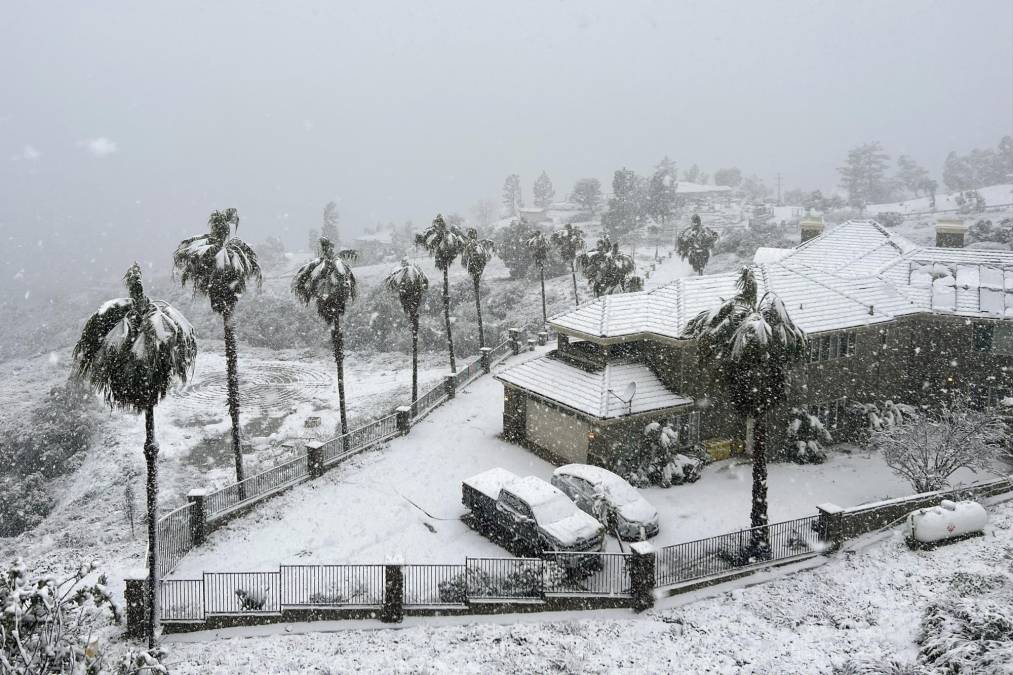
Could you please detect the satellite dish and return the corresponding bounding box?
[620,381,637,402]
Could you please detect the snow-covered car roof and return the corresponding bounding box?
[553,463,626,488]
[463,467,519,500]
[502,475,569,508]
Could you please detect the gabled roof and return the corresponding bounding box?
[550,220,1013,341]
[495,355,692,420]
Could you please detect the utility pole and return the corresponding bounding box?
[776,173,782,205]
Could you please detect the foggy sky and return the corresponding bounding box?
[2,0,1011,295]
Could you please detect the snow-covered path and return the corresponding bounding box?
[164,500,1013,674]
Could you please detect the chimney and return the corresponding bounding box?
[935,218,967,248]
[800,215,824,243]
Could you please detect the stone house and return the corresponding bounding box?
[496,219,1013,468]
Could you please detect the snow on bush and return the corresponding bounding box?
[917,591,1013,673]
[783,407,832,464]
[833,656,925,674]
[611,421,705,488]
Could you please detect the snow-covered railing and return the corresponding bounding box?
[204,453,311,521]
[321,413,400,466]
[155,503,196,577]
[411,382,448,422]
[203,571,282,614]
[402,564,467,607]
[454,355,484,389]
[654,514,825,588]
[543,552,633,597]
[280,564,385,608]
[488,339,512,364]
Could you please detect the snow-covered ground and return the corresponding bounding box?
[163,498,1013,674]
[168,341,996,578]
[866,183,1013,215]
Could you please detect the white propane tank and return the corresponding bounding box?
[905,499,987,546]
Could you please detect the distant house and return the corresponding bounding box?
[496,219,1013,467]
[352,231,398,262]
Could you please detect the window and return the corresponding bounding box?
[806,397,849,431]
[974,323,1013,355]
[807,331,857,363]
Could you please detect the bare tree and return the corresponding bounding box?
[871,398,1005,493]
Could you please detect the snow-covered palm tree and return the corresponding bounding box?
[550,223,585,305]
[173,208,261,490]
[292,238,358,446]
[526,230,552,325]
[460,228,496,348]
[683,266,806,558]
[577,234,636,298]
[385,258,429,404]
[416,214,465,373]
[677,214,719,276]
[73,263,198,647]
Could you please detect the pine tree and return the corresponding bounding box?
[533,171,555,209]
[838,142,891,207]
[602,168,645,238]
[570,178,602,214]
[646,162,678,244]
[896,155,931,196]
[502,174,523,217]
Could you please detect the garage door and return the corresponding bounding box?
[526,398,589,464]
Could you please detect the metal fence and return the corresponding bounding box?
[159,579,204,621]
[655,515,823,588]
[156,503,196,577]
[488,339,512,364]
[280,564,385,607]
[322,414,400,466]
[205,453,310,520]
[411,382,448,421]
[203,571,282,615]
[464,557,545,601]
[543,552,632,597]
[402,564,468,607]
[455,356,484,389]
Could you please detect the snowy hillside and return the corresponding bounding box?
[866,183,1013,215]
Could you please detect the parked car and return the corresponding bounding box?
[462,468,605,569]
[551,464,660,541]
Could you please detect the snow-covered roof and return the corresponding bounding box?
[495,355,692,419]
[463,467,519,500]
[675,182,732,195]
[550,220,1013,340]
[753,247,794,264]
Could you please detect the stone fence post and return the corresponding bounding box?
[305,440,325,479]
[186,489,209,546]
[480,347,492,373]
[536,331,547,346]
[508,328,521,355]
[629,542,656,612]
[395,405,412,435]
[527,338,536,352]
[381,564,404,623]
[124,572,149,639]
[816,502,845,552]
[444,374,457,399]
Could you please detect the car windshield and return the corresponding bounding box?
[530,494,576,524]
[605,480,641,506]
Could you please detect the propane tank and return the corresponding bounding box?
[905,499,987,548]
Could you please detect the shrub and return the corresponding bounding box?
[1,559,121,674]
[783,407,832,464]
[833,656,925,675]
[0,473,52,537]
[917,593,1013,673]
[612,421,704,488]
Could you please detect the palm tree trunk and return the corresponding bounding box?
[143,407,159,649]
[748,415,771,559]
[570,261,580,305]
[410,314,419,405]
[539,267,547,325]
[222,310,245,499]
[330,319,349,452]
[442,268,456,373]
[473,276,485,348]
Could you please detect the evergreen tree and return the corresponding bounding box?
[322,201,340,245]
[384,259,429,404]
[677,214,719,275]
[551,223,585,305]
[684,267,806,558]
[292,238,358,446]
[682,164,702,183]
[838,142,892,207]
[526,230,551,325]
[502,174,523,217]
[533,171,555,209]
[602,168,645,238]
[646,162,678,242]
[496,218,536,279]
[570,177,603,214]
[416,214,466,372]
[895,155,931,196]
[173,208,262,493]
[713,167,743,188]
[74,264,198,646]
[460,228,496,347]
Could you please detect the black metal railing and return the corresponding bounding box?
[203,571,282,615]
[464,557,545,601]
[204,454,310,521]
[488,339,512,364]
[543,552,632,597]
[402,564,468,607]
[155,503,195,577]
[655,515,824,588]
[279,564,385,607]
[411,383,448,421]
[321,414,400,466]
[159,579,204,622]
